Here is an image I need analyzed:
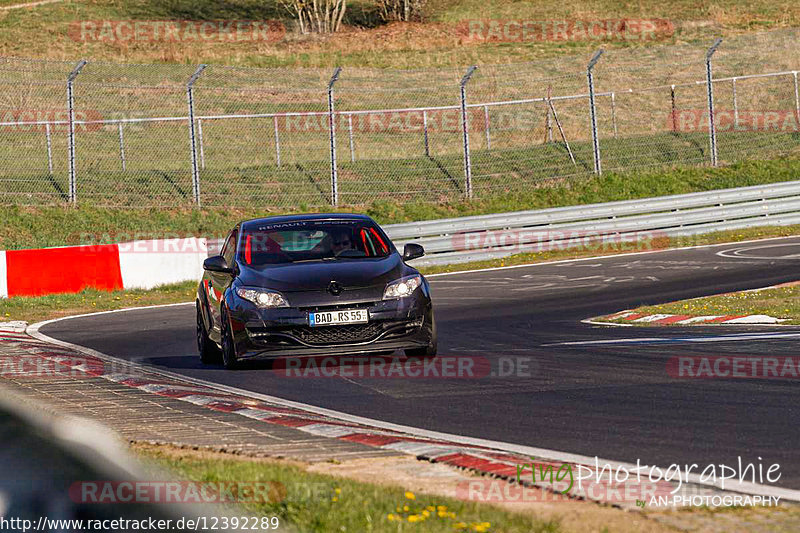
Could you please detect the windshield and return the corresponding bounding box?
[239,220,393,266]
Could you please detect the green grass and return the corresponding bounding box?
[2,156,800,251]
[133,445,560,533]
[0,281,197,323]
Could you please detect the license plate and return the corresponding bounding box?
[309,309,369,327]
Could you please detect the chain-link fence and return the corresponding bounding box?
[1,28,799,208]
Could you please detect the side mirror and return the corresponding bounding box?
[402,243,425,261]
[203,255,233,274]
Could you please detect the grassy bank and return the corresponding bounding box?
[2,157,800,251]
[133,444,558,533]
[1,0,799,67]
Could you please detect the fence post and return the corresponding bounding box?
[460,66,477,199]
[483,105,491,150]
[118,122,126,171]
[610,92,618,138]
[186,64,207,206]
[196,118,205,170]
[545,85,553,143]
[66,59,87,204]
[347,113,355,163]
[705,38,722,167]
[731,77,739,126]
[423,109,430,156]
[273,115,281,168]
[327,67,342,207]
[45,123,53,175]
[670,85,677,132]
[587,50,604,175]
[793,71,799,122]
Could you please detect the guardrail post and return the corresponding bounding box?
[460,66,477,199]
[587,50,604,175]
[186,64,207,206]
[327,67,342,207]
[118,122,126,171]
[66,59,87,204]
[705,38,722,167]
[45,123,53,175]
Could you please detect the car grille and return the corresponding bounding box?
[288,323,383,345]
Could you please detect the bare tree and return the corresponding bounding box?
[377,0,426,22]
[281,0,348,34]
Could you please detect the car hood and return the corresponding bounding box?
[237,254,408,292]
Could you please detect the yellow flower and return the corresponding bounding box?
[426,506,436,512]
[405,491,416,500]
[387,514,396,522]
[422,510,430,517]
[437,505,447,511]
[331,496,338,502]
[438,511,449,518]
[334,488,341,494]
[403,505,410,512]
[408,515,421,523]
[453,523,467,530]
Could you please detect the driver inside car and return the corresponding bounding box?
[330,227,354,256]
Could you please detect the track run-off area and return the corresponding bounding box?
[34,236,800,492]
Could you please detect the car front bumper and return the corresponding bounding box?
[227,294,434,359]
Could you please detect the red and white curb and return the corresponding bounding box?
[587,310,788,326]
[3,321,797,509]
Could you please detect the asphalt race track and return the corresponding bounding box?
[41,237,800,488]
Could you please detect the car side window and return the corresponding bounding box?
[221,229,238,265]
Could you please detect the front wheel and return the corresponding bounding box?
[220,306,239,370]
[197,303,220,364]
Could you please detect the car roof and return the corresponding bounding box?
[240,213,374,231]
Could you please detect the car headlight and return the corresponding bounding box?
[236,287,289,308]
[383,275,422,300]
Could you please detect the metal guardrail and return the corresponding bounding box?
[387,180,800,266]
[206,181,800,266]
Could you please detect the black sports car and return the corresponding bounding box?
[196,214,436,368]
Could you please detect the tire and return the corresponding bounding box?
[405,311,437,358]
[197,302,220,364]
[220,306,239,370]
